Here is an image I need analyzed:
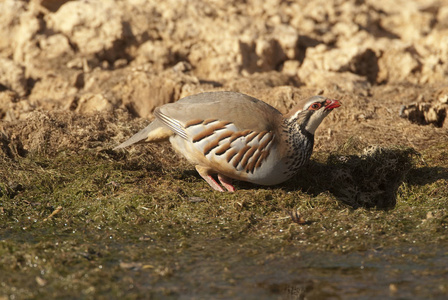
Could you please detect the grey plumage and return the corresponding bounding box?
[113,91,341,191]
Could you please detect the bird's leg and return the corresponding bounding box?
[217,174,235,192]
[195,165,224,192]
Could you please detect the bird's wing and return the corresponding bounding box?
[155,91,282,134]
[154,92,282,173]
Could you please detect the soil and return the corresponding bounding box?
[0,0,447,299]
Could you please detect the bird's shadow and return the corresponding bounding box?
[284,146,446,210]
[181,145,447,210]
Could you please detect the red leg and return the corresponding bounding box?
[195,165,224,192]
[218,174,235,192]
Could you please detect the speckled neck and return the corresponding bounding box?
[281,117,315,177]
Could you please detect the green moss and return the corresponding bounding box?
[0,140,447,298]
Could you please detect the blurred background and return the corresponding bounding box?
[0,0,447,125]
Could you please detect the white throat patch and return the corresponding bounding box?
[305,111,329,135]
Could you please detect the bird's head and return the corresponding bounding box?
[286,96,341,135]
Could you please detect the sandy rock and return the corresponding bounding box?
[437,5,448,28]
[0,91,18,120]
[80,64,198,117]
[377,0,434,42]
[254,38,287,72]
[281,60,301,76]
[0,91,36,121]
[0,1,27,57]
[0,58,27,96]
[0,0,447,131]
[48,0,124,60]
[299,70,370,93]
[273,25,300,60]
[81,64,200,118]
[38,34,74,60]
[255,86,306,114]
[118,68,199,118]
[297,45,374,89]
[0,1,74,80]
[224,72,294,94]
[3,1,74,80]
[435,88,448,105]
[82,69,117,95]
[189,40,241,79]
[29,72,80,107]
[367,0,419,14]
[75,93,114,115]
[419,54,447,84]
[377,47,420,83]
[417,29,448,83]
[288,0,364,44]
[298,45,376,79]
[423,29,448,61]
[381,12,434,42]
[301,44,336,71]
[9,2,43,66]
[132,40,173,70]
[400,102,447,128]
[34,0,71,12]
[250,24,300,72]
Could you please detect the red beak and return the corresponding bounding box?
[325,99,341,111]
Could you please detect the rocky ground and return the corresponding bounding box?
[0,0,447,299]
[1,0,448,175]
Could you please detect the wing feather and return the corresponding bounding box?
[154,108,188,140]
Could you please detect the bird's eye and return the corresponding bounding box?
[310,103,321,110]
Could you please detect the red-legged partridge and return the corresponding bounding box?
[114,91,341,192]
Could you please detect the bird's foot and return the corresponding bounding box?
[203,175,225,192]
[218,174,235,192]
[195,165,235,192]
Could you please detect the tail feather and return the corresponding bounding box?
[113,120,164,150]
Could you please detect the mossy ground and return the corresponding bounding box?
[1,135,447,299]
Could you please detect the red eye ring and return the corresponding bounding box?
[310,103,321,110]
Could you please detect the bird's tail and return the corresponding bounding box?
[113,120,170,150]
